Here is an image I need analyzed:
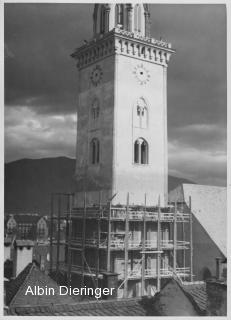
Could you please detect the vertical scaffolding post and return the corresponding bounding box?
[65,195,69,264]
[96,191,101,287]
[56,194,61,276]
[173,201,177,272]
[157,196,161,292]
[189,196,193,282]
[107,199,112,272]
[182,201,186,281]
[141,193,146,296]
[124,193,129,298]
[67,193,72,287]
[81,192,87,288]
[49,193,54,274]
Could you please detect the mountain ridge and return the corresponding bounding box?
[5,157,195,215]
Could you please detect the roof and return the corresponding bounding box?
[4,236,14,245]
[5,262,76,308]
[5,262,208,316]
[169,184,227,256]
[152,279,207,316]
[181,281,207,312]
[8,298,148,316]
[13,214,42,224]
[14,240,34,247]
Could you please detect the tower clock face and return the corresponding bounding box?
[133,64,150,85]
[90,65,103,86]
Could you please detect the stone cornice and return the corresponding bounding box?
[71,28,175,70]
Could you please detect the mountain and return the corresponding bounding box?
[4,157,195,215]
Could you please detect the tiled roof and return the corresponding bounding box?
[181,281,207,312]
[152,279,207,316]
[169,184,227,256]
[5,262,76,308]
[8,298,148,316]
[5,263,33,306]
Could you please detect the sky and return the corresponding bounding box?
[4,3,227,186]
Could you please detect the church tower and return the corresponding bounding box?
[72,4,175,206]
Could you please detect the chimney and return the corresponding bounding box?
[216,257,223,281]
[12,240,34,278]
[102,272,118,299]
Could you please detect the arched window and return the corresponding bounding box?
[134,4,142,33]
[90,138,100,164]
[134,97,148,128]
[116,4,123,26]
[100,6,106,33]
[134,138,148,164]
[91,99,100,120]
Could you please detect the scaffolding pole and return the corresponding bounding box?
[96,191,101,287]
[107,200,112,272]
[181,201,186,281]
[56,194,61,277]
[157,196,161,292]
[49,193,54,274]
[189,196,193,282]
[67,194,73,287]
[141,193,146,296]
[81,192,87,288]
[173,201,177,272]
[124,193,129,298]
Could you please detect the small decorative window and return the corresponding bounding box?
[134,97,148,128]
[90,138,100,164]
[91,99,100,120]
[134,138,148,164]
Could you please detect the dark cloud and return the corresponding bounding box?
[5,3,93,113]
[4,4,227,186]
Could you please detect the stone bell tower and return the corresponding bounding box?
[72,4,175,206]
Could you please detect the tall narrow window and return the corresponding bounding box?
[90,138,100,164]
[134,140,139,163]
[134,4,141,33]
[116,4,123,25]
[134,138,148,164]
[100,7,105,33]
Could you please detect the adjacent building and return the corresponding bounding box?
[169,184,227,281]
[5,214,48,241]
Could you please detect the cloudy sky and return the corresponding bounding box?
[4,3,227,186]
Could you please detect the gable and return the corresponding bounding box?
[183,184,226,256]
[8,264,75,307]
[153,280,199,316]
[169,184,227,257]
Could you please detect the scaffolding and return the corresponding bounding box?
[49,192,193,298]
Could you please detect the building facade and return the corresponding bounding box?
[5,214,48,241]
